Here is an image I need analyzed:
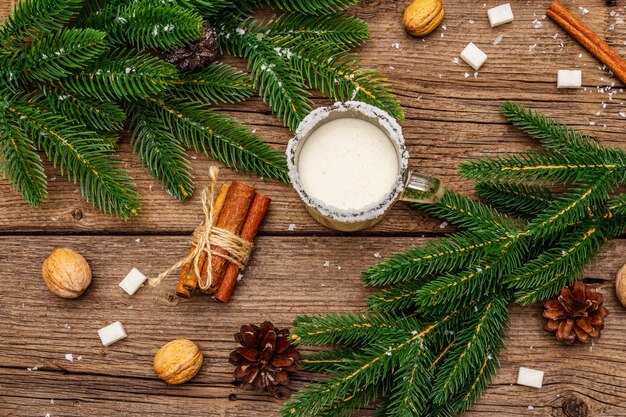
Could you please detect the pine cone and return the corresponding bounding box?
[229,321,301,391]
[165,22,219,71]
[544,281,608,344]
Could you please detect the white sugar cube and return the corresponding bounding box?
[119,267,147,295]
[98,321,127,346]
[460,43,487,71]
[557,70,582,88]
[517,367,544,388]
[488,4,514,27]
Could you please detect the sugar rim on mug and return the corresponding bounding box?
[287,101,409,223]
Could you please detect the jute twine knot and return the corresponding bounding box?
[149,166,253,292]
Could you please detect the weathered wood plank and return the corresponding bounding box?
[1,236,625,416]
[0,0,623,233]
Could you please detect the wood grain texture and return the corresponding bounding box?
[0,0,625,416]
[0,0,624,234]
[0,236,626,416]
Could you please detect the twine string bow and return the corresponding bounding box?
[149,166,253,291]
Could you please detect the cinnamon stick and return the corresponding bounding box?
[200,181,256,293]
[548,1,626,85]
[175,183,230,298]
[214,193,271,303]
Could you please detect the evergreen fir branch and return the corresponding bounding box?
[146,97,289,182]
[44,90,126,132]
[263,0,360,15]
[432,296,509,405]
[476,182,553,218]
[367,279,433,313]
[413,189,520,232]
[527,170,617,239]
[0,0,82,44]
[263,13,369,51]
[0,118,48,206]
[383,345,432,416]
[171,62,254,105]
[4,99,139,219]
[283,318,449,417]
[290,313,408,347]
[175,0,233,17]
[609,194,626,217]
[448,342,500,415]
[85,0,204,50]
[362,230,508,287]
[500,102,626,164]
[22,28,108,82]
[412,261,502,314]
[127,103,194,200]
[314,377,392,417]
[219,24,313,131]
[301,348,361,373]
[57,50,178,100]
[460,151,621,186]
[286,45,404,122]
[512,219,623,304]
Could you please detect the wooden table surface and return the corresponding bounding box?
[1,1,626,416]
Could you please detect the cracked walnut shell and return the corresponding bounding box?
[403,0,444,37]
[153,339,203,384]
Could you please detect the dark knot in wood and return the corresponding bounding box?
[272,386,290,400]
[354,0,381,19]
[71,208,83,221]
[562,396,589,417]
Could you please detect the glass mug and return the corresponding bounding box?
[286,101,444,232]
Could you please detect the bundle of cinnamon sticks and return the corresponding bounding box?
[548,1,626,85]
[176,181,270,302]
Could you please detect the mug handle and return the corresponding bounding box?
[399,172,445,204]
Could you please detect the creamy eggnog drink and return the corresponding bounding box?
[287,102,443,232]
[296,117,399,211]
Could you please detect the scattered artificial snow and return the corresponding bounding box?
[493,34,504,45]
[374,252,381,258]
[579,7,590,14]
[469,19,476,24]
[323,261,330,267]
[439,221,448,229]
[288,223,296,231]
[391,42,400,49]
[65,353,74,362]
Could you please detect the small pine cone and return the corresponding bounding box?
[229,321,301,391]
[165,22,219,71]
[544,281,608,344]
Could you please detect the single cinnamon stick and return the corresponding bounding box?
[548,1,626,85]
[214,193,271,303]
[175,183,230,298]
[200,181,256,293]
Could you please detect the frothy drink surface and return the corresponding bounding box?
[297,117,399,211]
